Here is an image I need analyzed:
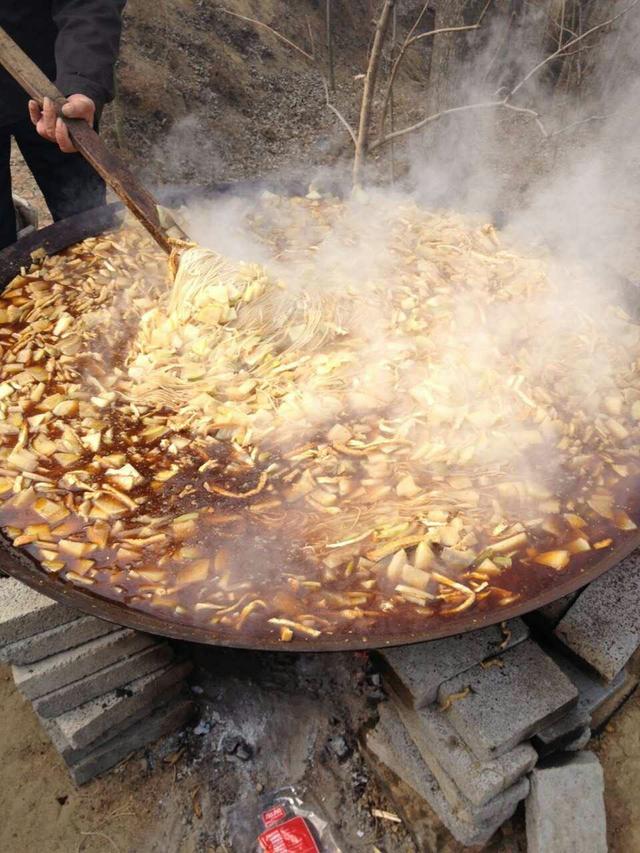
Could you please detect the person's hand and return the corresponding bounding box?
[28,94,96,153]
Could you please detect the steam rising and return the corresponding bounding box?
[36,2,635,639]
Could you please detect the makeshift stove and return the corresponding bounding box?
[1,195,640,848]
[1,548,638,851]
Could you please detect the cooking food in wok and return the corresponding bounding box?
[1,191,639,648]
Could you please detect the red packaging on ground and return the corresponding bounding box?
[228,785,343,853]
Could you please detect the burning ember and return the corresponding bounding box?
[0,192,639,645]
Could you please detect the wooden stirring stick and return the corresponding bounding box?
[0,26,189,254]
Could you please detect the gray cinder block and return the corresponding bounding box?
[377,619,529,708]
[33,642,175,718]
[0,615,119,665]
[563,727,592,752]
[52,659,193,749]
[526,752,607,853]
[555,554,640,681]
[438,641,578,760]
[0,578,77,646]
[388,690,536,806]
[534,645,632,754]
[366,702,529,847]
[69,698,194,785]
[591,669,639,731]
[525,591,582,633]
[12,629,155,700]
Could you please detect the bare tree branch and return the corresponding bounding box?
[371,99,506,150]
[548,113,607,137]
[377,0,493,144]
[353,0,397,186]
[509,0,640,98]
[372,0,638,154]
[321,78,358,144]
[221,9,314,62]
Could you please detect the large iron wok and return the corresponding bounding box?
[1,201,639,652]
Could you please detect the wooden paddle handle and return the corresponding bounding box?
[0,25,186,254]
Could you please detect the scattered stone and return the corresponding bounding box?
[52,659,192,750]
[439,640,578,759]
[0,614,119,666]
[377,619,529,708]
[327,735,352,762]
[69,698,194,785]
[33,643,175,718]
[526,752,607,853]
[0,578,77,646]
[554,554,640,681]
[12,629,155,700]
[221,734,253,761]
[387,690,537,806]
[366,702,529,847]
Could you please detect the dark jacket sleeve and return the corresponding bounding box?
[52,0,126,111]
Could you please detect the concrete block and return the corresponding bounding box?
[591,670,639,731]
[525,591,581,633]
[366,702,529,847]
[439,640,578,760]
[377,619,529,708]
[0,578,77,646]
[533,707,591,756]
[41,694,177,765]
[526,752,607,853]
[53,659,192,750]
[563,727,592,752]
[33,642,175,718]
[69,698,194,785]
[534,644,631,754]
[12,629,155,700]
[387,690,536,806]
[555,554,640,681]
[0,615,119,665]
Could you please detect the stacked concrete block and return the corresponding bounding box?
[379,618,529,708]
[367,702,530,847]
[368,620,551,846]
[0,577,194,784]
[368,583,640,848]
[554,553,640,681]
[526,753,607,853]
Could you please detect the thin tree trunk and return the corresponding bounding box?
[326,0,335,92]
[353,0,396,187]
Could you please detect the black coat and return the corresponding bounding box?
[1,1,126,128]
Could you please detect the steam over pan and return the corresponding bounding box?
[0,195,639,652]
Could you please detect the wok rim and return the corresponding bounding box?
[0,201,638,652]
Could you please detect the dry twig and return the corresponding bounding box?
[220,8,314,62]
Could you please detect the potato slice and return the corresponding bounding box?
[534,550,570,571]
